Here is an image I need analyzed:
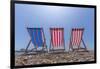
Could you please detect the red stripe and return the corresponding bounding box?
[57,29,59,47]
[78,30,81,46]
[71,29,83,47]
[76,29,78,46]
[72,29,76,46]
[59,30,60,46]
[61,30,63,46]
[75,29,78,46]
[51,28,64,48]
[75,29,77,46]
[58,29,60,46]
[76,29,79,46]
[56,29,58,48]
[56,30,57,47]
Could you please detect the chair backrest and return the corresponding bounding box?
[50,28,64,48]
[71,28,84,47]
[27,28,45,48]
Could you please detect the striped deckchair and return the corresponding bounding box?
[25,28,47,53]
[49,28,65,52]
[69,28,87,51]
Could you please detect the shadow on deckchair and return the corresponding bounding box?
[49,28,65,53]
[25,28,47,54]
[69,28,88,52]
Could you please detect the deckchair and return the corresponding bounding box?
[25,28,47,53]
[69,28,87,51]
[49,28,65,53]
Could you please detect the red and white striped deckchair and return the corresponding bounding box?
[69,28,87,51]
[49,28,65,52]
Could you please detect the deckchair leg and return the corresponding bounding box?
[36,46,38,52]
[63,41,65,52]
[25,39,31,53]
[82,39,87,50]
[69,44,71,51]
[42,42,47,52]
[69,42,74,52]
[49,39,52,51]
[42,43,45,53]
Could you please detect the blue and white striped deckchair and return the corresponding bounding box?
[25,28,47,53]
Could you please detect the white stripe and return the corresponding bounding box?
[72,30,75,46]
[78,30,81,46]
[41,30,44,43]
[52,30,54,46]
[79,30,82,46]
[54,30,56,47]
[57,29,59,47]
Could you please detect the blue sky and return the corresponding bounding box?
[15,4,95,50]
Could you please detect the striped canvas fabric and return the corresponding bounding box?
[50,28,64,48]
[71,28,84,47]
[27,28,44,47]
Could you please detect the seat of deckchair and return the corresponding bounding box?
[69,28,87,52]
[49,28,65,53]
[25,28,47,54]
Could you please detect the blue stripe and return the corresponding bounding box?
[37,30,43,46]
[27,29,36,47]
[31,30,36,47]
[27,28,43,47]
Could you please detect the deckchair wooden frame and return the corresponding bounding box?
[49,28,65,52]
[69,28,87,51]
[25,28,47,53]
